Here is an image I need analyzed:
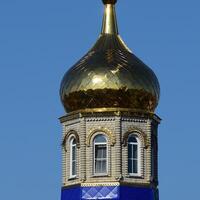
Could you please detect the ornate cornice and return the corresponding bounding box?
[59,108,161,123]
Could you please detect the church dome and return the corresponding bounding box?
[60,0,160,113]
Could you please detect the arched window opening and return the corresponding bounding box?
[128,134,141,176]
[70,137,77,178]
[94,134,107,175]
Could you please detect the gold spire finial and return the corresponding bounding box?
[101,0,118,34]
[102,0,117,4]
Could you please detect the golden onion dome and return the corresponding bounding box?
[60,0,160,113]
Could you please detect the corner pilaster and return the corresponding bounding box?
[80,116,86,182]
[114,116,122,180]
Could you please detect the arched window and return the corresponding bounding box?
[128,134,141,176]
[70,137,77,178]
[93,134,107,175]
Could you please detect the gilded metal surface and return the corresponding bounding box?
[60,3,160,113]
[62,107,153,116]
[101,4,118,34]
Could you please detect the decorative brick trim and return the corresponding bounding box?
[86,127,116,146]
[81,182,120,187]
[86,117,115,122]
[62,130,80,150]
[122,118,147,123]
[122,127,149,148]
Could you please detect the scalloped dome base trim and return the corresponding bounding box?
[61,88,157,113]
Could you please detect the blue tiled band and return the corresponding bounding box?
[61,185,158,200]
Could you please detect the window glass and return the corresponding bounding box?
[133,160,138,173]
[128,135,140,175]
[72,145,76,160]
[95,134,107,143]
[72,139,76,145]
[94,134,107,174]
[128,135,137,143]
[70,138,77,177]
[133,144,138,158]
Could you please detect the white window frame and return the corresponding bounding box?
[93,134,108,176]
[70,137,77,178]
[128,134,141,177]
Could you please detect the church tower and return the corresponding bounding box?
[59,0,161,199]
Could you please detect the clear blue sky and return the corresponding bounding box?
[0,0,199,199]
